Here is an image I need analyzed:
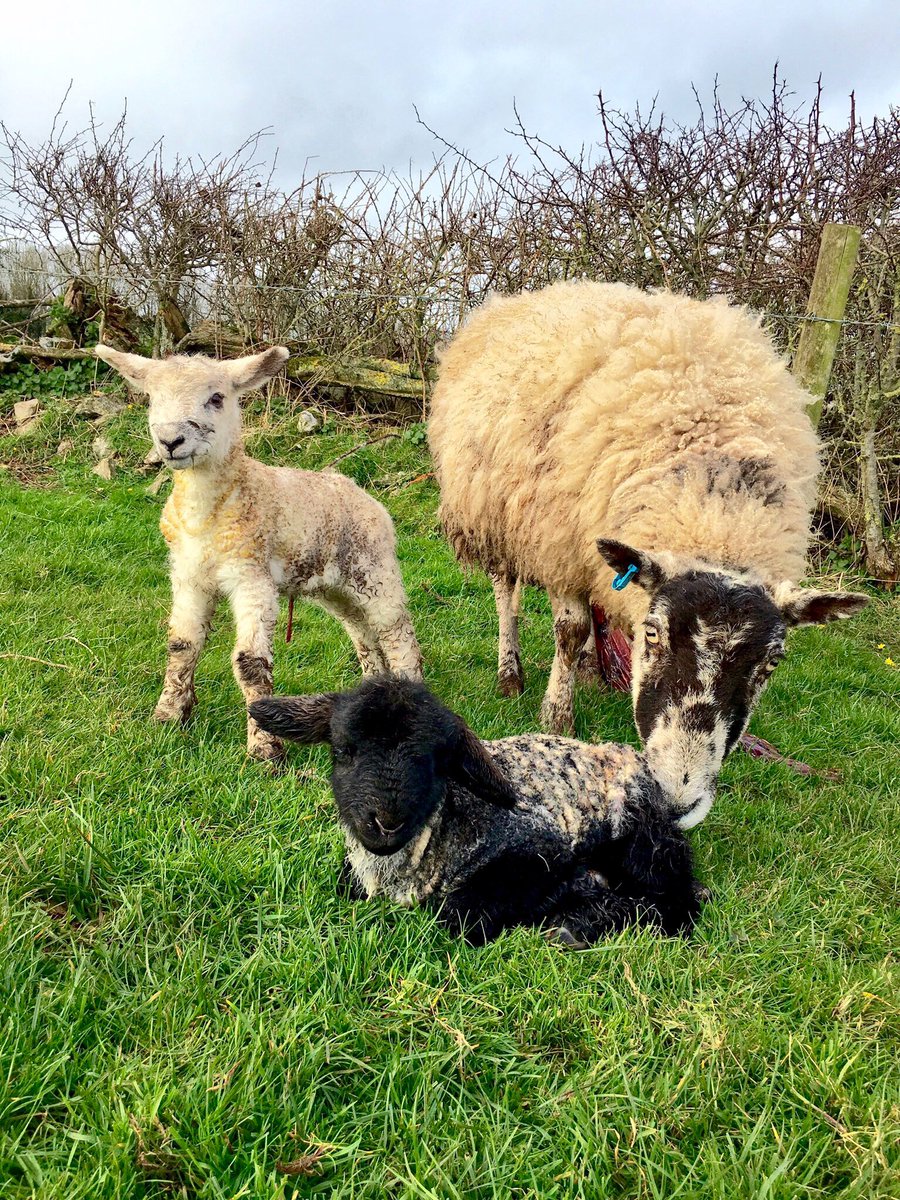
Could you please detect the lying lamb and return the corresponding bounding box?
[95,344,422,761]
[249,677,701,946]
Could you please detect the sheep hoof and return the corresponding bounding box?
[693,882,712,904]
[498,671,524,698]
[544,925,589,951]
[539,702,575,737]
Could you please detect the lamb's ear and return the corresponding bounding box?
[248,694,336,742]
[227,346,289,393]
[596,538,669,593]
[773,584,869,627]
[94,344,155,391]
[448,718,519,809]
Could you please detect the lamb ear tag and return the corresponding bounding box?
[612,563,639,591]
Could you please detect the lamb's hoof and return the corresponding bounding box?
[249,737,286,769]
[154,695,194,724]
[693,882,712,904]
[544,925,589,951]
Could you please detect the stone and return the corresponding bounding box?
[93,457,114,481]
[92,434,114,460]
[55,438,75,459]
[143,445,163,467]
[75,395,125,422]
[297,410,321,434]
[14,399,41,431]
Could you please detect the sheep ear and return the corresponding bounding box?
[248,694,336,742]
[94,344,155,391]
[596,538,668,593]
[773,584,869,627]
[227,346,289,393]
[449,719,519,809]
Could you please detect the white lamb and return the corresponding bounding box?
[95,344,423,762]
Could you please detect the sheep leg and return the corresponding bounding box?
[540,594,591,735]
[492,573,524,696]
[437,843,589,945]
[228,579,284,763]
[155,576,217,723]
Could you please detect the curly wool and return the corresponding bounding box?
[429,280,820,630]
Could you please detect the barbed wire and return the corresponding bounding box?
[0,265,898,331]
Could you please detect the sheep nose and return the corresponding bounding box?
[159,433,186,453]
[372,813,403,837]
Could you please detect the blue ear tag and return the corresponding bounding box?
[611,563,639,591]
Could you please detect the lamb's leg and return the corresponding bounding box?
[373,608,423,680]
[229,579,283,762]
[547,811,701,946]
[314,595,391,677]
[540,594,591,736]
[492,573,524,696]
[155,576,217,723]
[347,581,423,680]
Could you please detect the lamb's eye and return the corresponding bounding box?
[206,393,224,410]
[763,657,782,675]
[644,625,660,646]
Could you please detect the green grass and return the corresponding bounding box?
[0,399,899,1198]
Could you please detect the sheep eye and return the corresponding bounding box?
[644,625,660,646]
[763,657,782,675]
[206,393,224,410]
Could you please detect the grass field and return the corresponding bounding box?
[0,397,898,1198]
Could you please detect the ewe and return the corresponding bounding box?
[250,677,701,946]
[96,345,422,761]
[428,280,868,825]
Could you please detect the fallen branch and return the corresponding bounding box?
[324,432,402,467]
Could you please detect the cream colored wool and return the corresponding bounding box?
[429,280,826,745]
[430,279,820,637]
[96,344,422,761]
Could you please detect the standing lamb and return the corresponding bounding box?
[249,676,701,946]
[95,344,422,762]
[428,280,867,826]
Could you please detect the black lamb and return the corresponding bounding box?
[250,677,701,946]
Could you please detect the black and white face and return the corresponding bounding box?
[94,344,289,470]
[597,539,869,828]
[633,572,786,827]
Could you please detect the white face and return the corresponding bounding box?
[145,363,242,470]
[93,345,290,470]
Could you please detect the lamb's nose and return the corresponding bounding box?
[372,814,403,837]
[159,433,186,453]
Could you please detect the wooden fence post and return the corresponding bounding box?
[792,222,862,428]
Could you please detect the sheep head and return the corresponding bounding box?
[95,345,289,470]
[596,538,869,828]
[250,677,518,855]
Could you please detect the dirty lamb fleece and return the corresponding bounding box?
[94,343,422,762]
[250,677,701,946]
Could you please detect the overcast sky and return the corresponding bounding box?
[2,0,898,182]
